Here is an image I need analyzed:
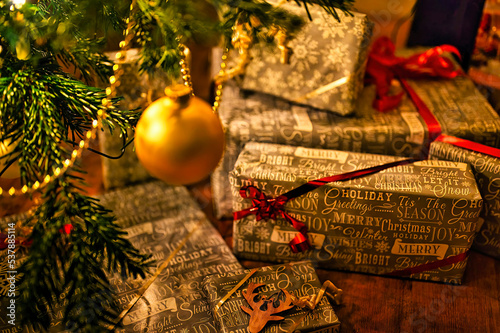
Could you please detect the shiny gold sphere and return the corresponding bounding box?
[134,85,225,185]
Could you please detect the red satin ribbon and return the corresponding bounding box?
[436,134,500,158]
[366,37,463,112]
[366,37,464,146]
[234,186,310,253]
[399,79,442,144]
[387,250,470,277]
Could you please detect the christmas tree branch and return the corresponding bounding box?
[0,66,135,185]
[18,173,153,332]
[293,0,354,21]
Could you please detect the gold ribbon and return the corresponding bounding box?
[285,280,343,333]
[214,267,260,316]
[292,75,351,104]
[107,218,205,330]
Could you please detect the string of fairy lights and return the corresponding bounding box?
[0,0,123,197]
[1,0,230,197]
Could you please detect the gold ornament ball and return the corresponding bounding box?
[134,85,225,185]
[0,138,21,179]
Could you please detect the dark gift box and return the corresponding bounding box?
[212,77,500,219]
[230,142,484,284]
[430,137,500,259]
[0,181,242,332]
[230,1,373,116]
[202,261,341,333]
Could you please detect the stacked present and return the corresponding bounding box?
[230,142,482,284]
[430,136,500,259]
[96,181,243,332]
[210,1,500,287]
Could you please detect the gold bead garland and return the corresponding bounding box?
[0,116,101,197]
[213,48,229,115]
[176,43,228,116]
[0,1,138,197]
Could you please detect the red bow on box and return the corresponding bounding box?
[233,186,310,253]
[366,36,463,112]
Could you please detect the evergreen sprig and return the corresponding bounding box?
[0,65,136,185]
[293,0,355,21]
[17,172,152,331]
[220,0,306,49]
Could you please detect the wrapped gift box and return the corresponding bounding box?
[231,1,373,116]
[430,138,500,259]
[202,261,341,333]
[212,77,500,219]
[230,142,484,284]
[0,181,242,332]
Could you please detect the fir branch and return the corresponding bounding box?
[56,37,114,84]
[18,172,153,332]
[226,1,306,51]
[292,0,355,21]
[0,66,137,184]
[1,1,123,81]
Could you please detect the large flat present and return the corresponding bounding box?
[212,78,500,219]
[202,261,341,333]
[106,182,242,333]
[231,1,373,116]
[230,142,484,284]
[430,138,500,259]
[0,181,242,332]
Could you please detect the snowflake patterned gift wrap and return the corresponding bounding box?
[230,143,484,284]
[212,76,500,219]
[232,1,373,116]
[0,181,242,332]
[430,137,500,259]
[202,261,341,333]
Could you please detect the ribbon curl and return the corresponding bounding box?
[286,280,343,333]
[366,36,463,112]
[233,186,310,253]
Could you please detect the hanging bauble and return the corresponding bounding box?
[134,85,225,185]
[0,137,21,179]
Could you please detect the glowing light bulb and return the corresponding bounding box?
[12,0,26,6]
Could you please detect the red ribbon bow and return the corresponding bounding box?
[366,36,463,112]
[233,186,310,253]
